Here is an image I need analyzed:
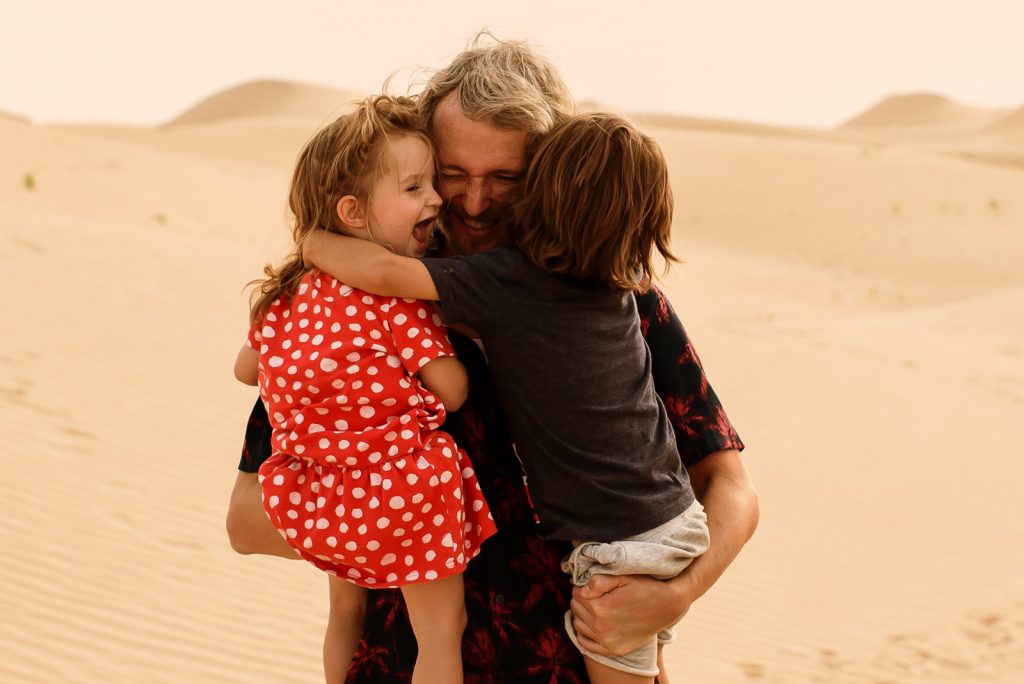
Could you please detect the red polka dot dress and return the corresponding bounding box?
[247,269,496,588]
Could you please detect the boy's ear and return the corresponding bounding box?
[336,195,366,229]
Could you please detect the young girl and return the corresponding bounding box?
[303,113,712,684]
[233,95,496,684]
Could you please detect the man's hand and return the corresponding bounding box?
[570,573,687,656]
[571,449,758,657]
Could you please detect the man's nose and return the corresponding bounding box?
[462,179,490,216]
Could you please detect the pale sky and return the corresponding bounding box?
[2,0,1021,128]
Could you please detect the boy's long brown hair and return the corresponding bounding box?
[512,113,677,291]
[248,95,430,326]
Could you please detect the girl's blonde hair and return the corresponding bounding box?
[512,113,678,291]
[249,95,430,325]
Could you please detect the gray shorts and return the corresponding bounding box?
[561,500,710,678]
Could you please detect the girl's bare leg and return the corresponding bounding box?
[401,573,467,684]
[324,576,367,684]
[584,657,656,684]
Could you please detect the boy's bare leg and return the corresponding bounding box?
[656,644,670,684]
[225,471,297,558]
[401,573,467,684]
[584,657,655,684]
[324,576,368,683]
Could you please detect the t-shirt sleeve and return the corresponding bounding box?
[636,285,745,467]
[385,297,455,374]
[421,251,508,332]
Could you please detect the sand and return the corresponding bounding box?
[2,82,1022,683]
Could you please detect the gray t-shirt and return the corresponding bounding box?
[423,247,693,542]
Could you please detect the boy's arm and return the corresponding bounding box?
[234,344,259,385]
[303,231,439,301]
[417,356,469,411]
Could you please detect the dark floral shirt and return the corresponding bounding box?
[239,285,744,683]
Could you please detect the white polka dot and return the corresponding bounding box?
[389,496,405,510]
[381,553,397,566]
[320,358,338,372]
[268,356,284,368]
[359,406,375,418]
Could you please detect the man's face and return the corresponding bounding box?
[431,94,529,256]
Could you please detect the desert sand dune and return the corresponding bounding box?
[985,104,1024,139]
[165,79,362,127]
[2,84,1023,683]
[835,93,1024,168]
[840,92,1008,133]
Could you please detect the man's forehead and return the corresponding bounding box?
[432,97,529,174]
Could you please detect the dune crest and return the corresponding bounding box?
[165,79,362,127]
[840,92,1006,131]
[985,104,1024,138]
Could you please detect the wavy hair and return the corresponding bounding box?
[248,95,431,325]
[512,113,678,291]
[418,30,576,135]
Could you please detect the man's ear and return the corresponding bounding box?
[336,195,367,229]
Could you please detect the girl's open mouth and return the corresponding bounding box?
[412,217,436,248]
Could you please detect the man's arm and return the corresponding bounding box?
[303,231,439,301]
[570,448,758,655]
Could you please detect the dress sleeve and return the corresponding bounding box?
[385,297,456,375]
[246,322,262,348]
[636,284,745,468]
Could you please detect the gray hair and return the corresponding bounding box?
[418,31,576,134]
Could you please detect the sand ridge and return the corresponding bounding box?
[2,80,1023,683]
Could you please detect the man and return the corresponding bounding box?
[227,34,758,683]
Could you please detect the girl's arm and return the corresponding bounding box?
[417,356,469,412]
[234,344,259,385]
[303,231,439,301]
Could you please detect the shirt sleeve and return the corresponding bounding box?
[636,284,745,467]
[421,251,508,332]
[385,297,455,374]
[246,323,262,348]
